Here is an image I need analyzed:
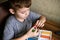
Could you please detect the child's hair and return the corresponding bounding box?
[8,0,31,10]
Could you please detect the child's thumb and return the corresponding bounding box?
[30,27,35,31]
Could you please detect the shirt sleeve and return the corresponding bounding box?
[29,11,41,22]
[3,22,14,40]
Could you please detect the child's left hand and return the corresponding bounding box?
[35,16,46,28]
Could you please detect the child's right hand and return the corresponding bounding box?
[26,27,39,38]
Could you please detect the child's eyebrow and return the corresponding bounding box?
[19,8,29,13]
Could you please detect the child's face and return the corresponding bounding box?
[15,7,30,19]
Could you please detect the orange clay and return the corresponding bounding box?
[41,31,51,34]
[41,35,50,39]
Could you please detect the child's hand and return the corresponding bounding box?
[26,27,39,38]
[35,16,46,28]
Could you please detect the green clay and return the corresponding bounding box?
[32,29,35,32]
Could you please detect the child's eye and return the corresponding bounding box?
[20,11,26,14]
[19,12,24,14]
[21,13,25,14]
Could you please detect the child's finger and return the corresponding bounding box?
[36,32,39,36]
[35,20,39,26]
[35,30,39,36]
[37,21,41,27]
[30,27,35,31]
[33,27,39,32]
[40,24,44,28]
[38,20,44,27]
[35,28,37,32]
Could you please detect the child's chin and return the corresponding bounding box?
[24,17,27,19]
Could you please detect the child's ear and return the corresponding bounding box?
[9,9,15,14]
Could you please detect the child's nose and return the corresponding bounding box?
[25,13,27,15]
[25,12,28,15]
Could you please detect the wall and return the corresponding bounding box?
[31,0,60,24]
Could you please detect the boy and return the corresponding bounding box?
[3,0,46,40]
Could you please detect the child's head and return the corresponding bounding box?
[9,0,31,19]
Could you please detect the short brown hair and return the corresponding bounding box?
[8,0,31,10]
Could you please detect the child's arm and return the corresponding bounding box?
[13,34,29,40]
[13,27,39,40]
